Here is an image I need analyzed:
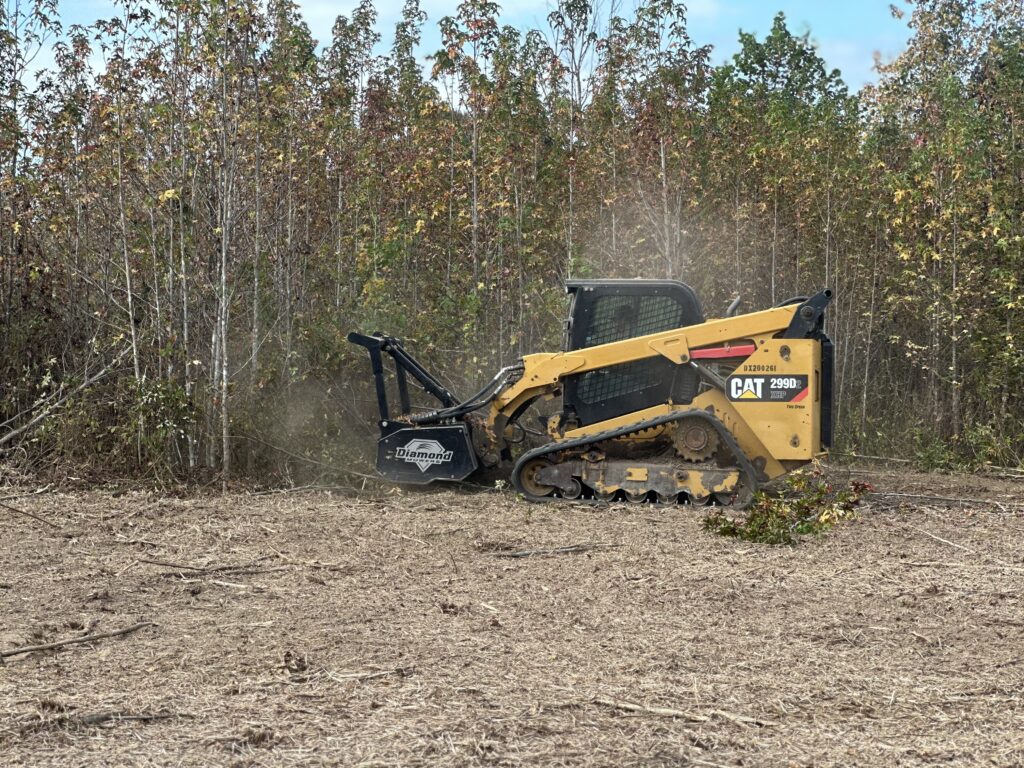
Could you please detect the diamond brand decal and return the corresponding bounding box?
[395,439,454,472]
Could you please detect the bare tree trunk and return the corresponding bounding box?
[660,137,672,277]
[113,39,144,467]
[334,144,343,310]
[115,105,140,384]
[824,171,832,288]
[174,8,196,471]
[610,144,618,266]
[771,189,778,304]
[470,76,479,282]
[252,82,262,396]
[284,125,294,376]
[220,224,230,491]
[794,213,801,291]
[567,135,574,278]
[860,231,878,436]
[950,200,961,437]
[149,209,162,373]
[217,11,239,491]
[734,176,742,277]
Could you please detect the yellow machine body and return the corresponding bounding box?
[349,281,833,505]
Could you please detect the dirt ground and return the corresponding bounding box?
[2,468,1023,767]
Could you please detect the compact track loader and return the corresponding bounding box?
[348,280,833,506]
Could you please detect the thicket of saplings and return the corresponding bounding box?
[2,0,1023,487]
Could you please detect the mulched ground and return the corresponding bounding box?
[1,468,1023,766]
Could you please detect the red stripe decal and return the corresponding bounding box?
[690,343,757,360]
[791,386,809,402]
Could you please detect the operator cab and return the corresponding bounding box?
[561,280,704,428]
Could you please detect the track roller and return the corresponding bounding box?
[560,478,584,499]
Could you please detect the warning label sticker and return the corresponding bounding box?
[727,375,809,403]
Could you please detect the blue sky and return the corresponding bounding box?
[55,0,913,90]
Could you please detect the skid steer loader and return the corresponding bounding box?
[348,280,833,506]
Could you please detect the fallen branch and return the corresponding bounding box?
[593,696,775,727]
[0,348,129,448]
[275,555,355,573]
[0,485,53,503]
[0,500,59,529]
[593,696,709,722]
[138,557,279,576]
[829,451,911,464]
[494,543,619,559]
[708,708,777,727]
[138,558,213,572]
[208,579,266,592]
[22,710,186,733]
[323,666,415,683]
[829,453,1024,478]
[1,621,155,659]
[250,484,355,496]
[908,525,974,553]
[901,560,1024,573]
[869,491,1021,508]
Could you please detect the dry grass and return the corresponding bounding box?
[1,470,1023,766]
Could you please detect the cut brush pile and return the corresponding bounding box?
[704,463,873,544]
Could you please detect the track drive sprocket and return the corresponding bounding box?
[673,416,720,462]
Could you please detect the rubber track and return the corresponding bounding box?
[510,409,761,506]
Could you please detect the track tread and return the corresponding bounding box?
[510,409,760,507]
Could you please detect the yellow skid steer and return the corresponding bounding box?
[349,280,833,506]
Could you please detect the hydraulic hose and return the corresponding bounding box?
[409,364,523,424]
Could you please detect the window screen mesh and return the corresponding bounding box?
[584,295,687,347]
[574,294,687,406]
[576,359,667,404]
